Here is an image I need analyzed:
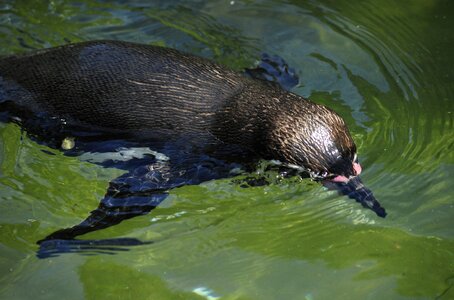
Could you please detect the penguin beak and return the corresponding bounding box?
[353,162,362,176]
[330,161,362,183]
[323,175,387,218]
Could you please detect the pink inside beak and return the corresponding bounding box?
[353,162,362,175]
[331,162,362,183]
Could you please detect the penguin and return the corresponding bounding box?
[0,40,386,256]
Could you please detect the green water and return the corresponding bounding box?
[0,0,453,299]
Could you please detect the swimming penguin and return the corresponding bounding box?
[0,40,386,255]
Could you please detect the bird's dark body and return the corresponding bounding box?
[0,42,278,153]
[0,40,386,257]
[0,41,355,168]
[1,42,241,151]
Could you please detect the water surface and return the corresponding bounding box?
[0,0,453,299]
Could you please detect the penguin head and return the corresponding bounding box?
[267,100,361,182]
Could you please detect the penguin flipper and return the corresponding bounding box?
[36,156,239,258]
[36,161,174,257]
[245,53,299,91]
